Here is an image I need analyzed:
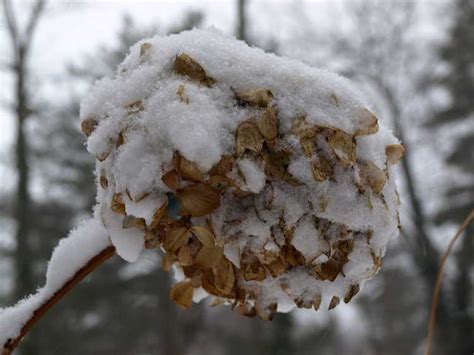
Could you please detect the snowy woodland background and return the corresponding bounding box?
[0,0,472,354]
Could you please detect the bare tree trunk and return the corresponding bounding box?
[2,0,46,353]
[236,0,247,42]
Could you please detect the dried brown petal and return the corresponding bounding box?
[207,175,232,192]
[191,272,202,287]
[96,151,111,162]
[328,296,340,310]
[243,261,266,281]
[195,246,224,269]
[174,53,215,86]
[144,231,159,249]
[164,226,191,253]
[178,245,194,266]
[291,115,318,140]
[191,226,215,247]
[311,155,334,182]
[213,258,235,295]
[209,155,235,175]
[238,303,257,318]
[329,130,356,166]
[359,160,387,194]
[111,193,126,215]
[344,284,360,304]
[266,257,287,277]
[311,259,340,281]
[182,265,199,278]
[99,175,108,189]
[255,302,277,321]
[116,132,125,148]
[313,294,322,310]
[353,108,379,136]
[257,104,278,140]
[139,42,152,58]
[170,281,194,309]
[176,183,221,217]
[236,121,264,155]
[295,295,313,309]
[81,116,98,137]
[122,215,146,230]
[329,92,340,106]
[149,199,168,229]
[125,100,144,113]
[236,88,274,107]
[162,170,181,191]
[176,83,190,104]
[176,152,204,182]
[300,138,314,157]
[311,239,353,281]
[385,144,405,165]
[201,271,224,297]
[162,253,175,272]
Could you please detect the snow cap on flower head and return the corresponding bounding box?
[80,28,403,320]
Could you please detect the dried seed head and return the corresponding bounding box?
[90,31,404,321]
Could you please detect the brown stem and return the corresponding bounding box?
[2,245,116,355]
[424,209,474,355]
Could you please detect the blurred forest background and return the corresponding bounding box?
[0,0,472,354]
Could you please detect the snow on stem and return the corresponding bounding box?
[0,219,114,354]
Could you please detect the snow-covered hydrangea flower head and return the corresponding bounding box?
[80,28,404,320]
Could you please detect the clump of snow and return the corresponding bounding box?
[0,219,110,345]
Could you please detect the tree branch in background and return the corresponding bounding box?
[424,209,474,355]
[2,246,116,355]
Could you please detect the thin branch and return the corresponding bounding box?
[2,0,20,55]
[424,209,474,355]
[22,0,46,53]
[1,245,116,355]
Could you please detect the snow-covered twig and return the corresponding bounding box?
[2,246,115,355]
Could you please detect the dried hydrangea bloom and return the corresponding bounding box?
[81,28,403,320]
